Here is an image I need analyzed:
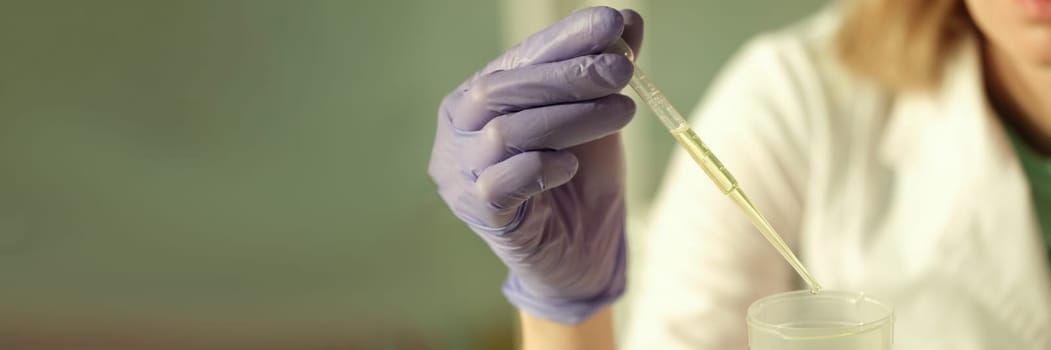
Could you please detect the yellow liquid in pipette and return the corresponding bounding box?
[605,36,822,292]
[670,125,823,294]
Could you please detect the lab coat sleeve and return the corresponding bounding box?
[621,33,819,349]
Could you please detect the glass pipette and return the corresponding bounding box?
[606,39,822,293]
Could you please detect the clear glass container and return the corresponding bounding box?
[747,290,894,350]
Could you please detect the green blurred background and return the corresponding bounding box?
[0,0,824,348]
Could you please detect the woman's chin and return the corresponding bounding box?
[1016,26,1051,68]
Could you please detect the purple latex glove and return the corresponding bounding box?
[428,6,644,324]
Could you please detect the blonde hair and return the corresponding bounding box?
[836,0,975,90]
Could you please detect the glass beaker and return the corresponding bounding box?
[747,290,894,350]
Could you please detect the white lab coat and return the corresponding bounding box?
[622,7,1051,350]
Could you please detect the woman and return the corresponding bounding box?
[428,0,1051,348]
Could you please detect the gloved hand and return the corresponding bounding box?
[428,6,643,324]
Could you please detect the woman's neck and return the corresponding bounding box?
[983,40,1051,154]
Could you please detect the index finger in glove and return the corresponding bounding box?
[445,53,633,131]
[479,6,627,76]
